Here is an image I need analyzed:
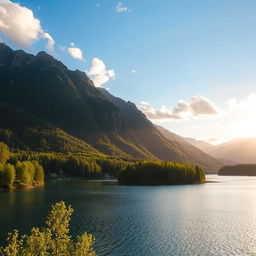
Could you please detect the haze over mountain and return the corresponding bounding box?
[155,125,214,152]
[155,125,223,171]
[207,138,256,164]
[183,137,214,153]
[0,43,223,172]
[157,123,256,165]
[155,125,240,165]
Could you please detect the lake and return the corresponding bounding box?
[1,175,256,256]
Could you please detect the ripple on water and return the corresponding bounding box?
[1,176,256,256]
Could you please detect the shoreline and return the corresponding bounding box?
[0,183,44,191]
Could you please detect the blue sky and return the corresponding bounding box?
[1,0,256,143]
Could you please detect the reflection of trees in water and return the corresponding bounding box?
[3,187,45,205]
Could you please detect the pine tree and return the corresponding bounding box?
[0,142,9,165]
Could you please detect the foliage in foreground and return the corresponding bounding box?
[0,201,96,256]
[118,161,205,185]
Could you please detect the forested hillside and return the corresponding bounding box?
[0,43,222,172]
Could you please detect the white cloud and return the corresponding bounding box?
[0,0,55,52]
[87,58,115,87]
[59,43,85,61]
[131,70,137,74]
[152,92,256,144]
[43,32,55,53]
[138,96,219,121]
[67,43,84,61]
[115,2,132,12]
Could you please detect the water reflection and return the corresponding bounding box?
[1,176,256,255]
[1,187,45,206]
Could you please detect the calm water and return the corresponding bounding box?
[1,175,256,256]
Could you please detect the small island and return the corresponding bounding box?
[118,161,205,185]
[218,164,256,176]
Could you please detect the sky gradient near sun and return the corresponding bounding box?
[1,0,256,144]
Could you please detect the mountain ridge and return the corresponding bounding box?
[208,137,256,164]
[0,43,223,172]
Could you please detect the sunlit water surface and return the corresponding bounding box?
[1,175,256,256]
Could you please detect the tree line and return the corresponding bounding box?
[0,142,44,189]
[118,161,205,185]
[219,164,256,176]
[1,141,206,186]
[9,151,131,179]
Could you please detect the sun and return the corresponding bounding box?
[233,93,256,138]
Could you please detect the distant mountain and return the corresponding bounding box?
[0,43,223,172]
[208,138,256,164]
[154,125,215,153]
[154,125,188,144]
[183,137,214,153]
[155,125,223,173]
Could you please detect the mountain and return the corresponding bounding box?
[0,43,222,172]
[182,137,214,153]
[0,102,102,155]
[208,138,256,164]
[154,125,215,153]
[0,43,130,158]
[154,125,188,144]
[155,125,223,172]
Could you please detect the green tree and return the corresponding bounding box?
[46,201,73,256]
[0,142,9,165]
[0,230,23,256]
[15,162,31,186]
[22,227,51,256]
[33,161,44,185]
[73,233,96,256]
[0,164,15,188]
[26,161,35,185]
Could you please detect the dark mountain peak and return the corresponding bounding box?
[15,49,26,54]
[36,51,52,57]
[34,51,67,72]
[11,49,33,67]
[0,45,67,72]
[0,42,13,52]
[0,43,14,66]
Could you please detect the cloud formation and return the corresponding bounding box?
[59,43,84,61]
[0,0,55,52]
[138,96,219,121]
[67,43,84,61]
[67,47,84,60]
[43,32,55,53]
[87,58,115,87]
[115,2,131,12]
